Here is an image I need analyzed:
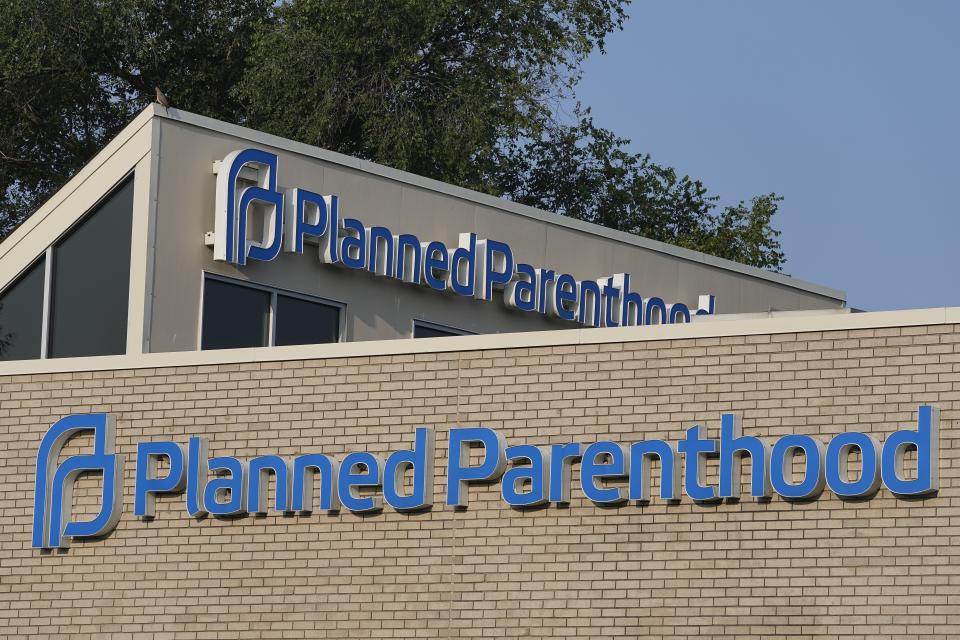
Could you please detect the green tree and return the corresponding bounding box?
[498,108,784,267]
[236,1,626,194]
[0,0,270,237]
[0,0,785,270]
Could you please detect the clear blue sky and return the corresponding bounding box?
[573,0,959,311]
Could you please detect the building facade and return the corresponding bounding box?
[0,105,843,363]
[1,107,954,639]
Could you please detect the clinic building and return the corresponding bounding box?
[0,105,956,639]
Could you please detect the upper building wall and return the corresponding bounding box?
[146,109,844,352]
[0,105,846,360]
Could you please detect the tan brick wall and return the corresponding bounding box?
[1,324,958,639]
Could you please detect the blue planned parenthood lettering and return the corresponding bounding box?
[212,148,716,327]
[33,408,939,549]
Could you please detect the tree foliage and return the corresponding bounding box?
[0,0,785,270]
[0,0,270,237]
[499,109,784,267]
[236,1,626,194]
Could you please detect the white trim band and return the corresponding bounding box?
[0,306,954,376]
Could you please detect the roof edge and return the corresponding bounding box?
[0,306,950,376]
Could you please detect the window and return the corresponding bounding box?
[0,257,46,361]
[0,176,135,361]
[201,275,342,350]
[275,294,340,346]
[48,177,134,358]
[201,278,271,350]
[412,320,472,338]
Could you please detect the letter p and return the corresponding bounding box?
[134,442,187,518]
[446,427,507,507]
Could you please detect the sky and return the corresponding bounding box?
[572,0,960,311]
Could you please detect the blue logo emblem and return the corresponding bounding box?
[214,148,284,265]
[32,414,125,549]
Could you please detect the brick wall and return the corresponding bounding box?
[1,324,958,639]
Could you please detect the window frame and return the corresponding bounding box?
[199,271,346,349]
[46,176,135,359]
[0,172,135,360]
[411,319,474,339]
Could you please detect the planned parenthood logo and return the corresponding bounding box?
[32,408,939,550]
[214,148,283,266]
[32,414,124,549]
[212,148,717,327]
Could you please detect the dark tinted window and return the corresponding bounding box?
[413,322,465,338]
[49,178,134,358]
[0,257,45,360]
[275,295,340,346]
[201,278,271,350]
